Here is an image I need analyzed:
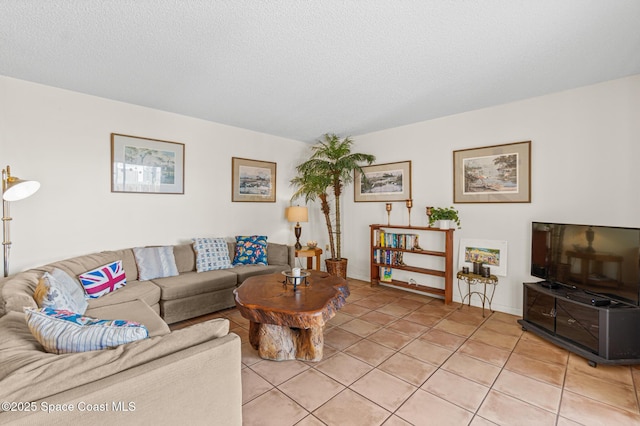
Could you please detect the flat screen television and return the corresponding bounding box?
[531,222,640,306]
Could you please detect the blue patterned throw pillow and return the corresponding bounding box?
[192,237,233,272]
[232,235,268,265]
[24,307,149,354]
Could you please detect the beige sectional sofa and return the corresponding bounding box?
[0,240,295,424]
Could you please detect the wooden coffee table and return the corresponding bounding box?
[234,270,349,361]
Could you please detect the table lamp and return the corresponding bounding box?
[285,206,308,250]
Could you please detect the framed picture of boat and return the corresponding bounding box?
[453,141,531,203]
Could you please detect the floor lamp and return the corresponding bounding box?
[286,206,308,250]
[2,165,40,277]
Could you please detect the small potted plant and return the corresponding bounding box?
[428,206,461,229]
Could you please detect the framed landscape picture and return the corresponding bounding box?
[453,141,531,203]
[458,239,508,276]
[354,161,412,202]
[232,157,276,202]
[111,133,185,194]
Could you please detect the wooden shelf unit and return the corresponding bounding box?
[370,224,454,304]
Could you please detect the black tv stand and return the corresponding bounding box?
[519,282,640,366]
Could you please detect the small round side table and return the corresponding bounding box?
[456,271,498,317]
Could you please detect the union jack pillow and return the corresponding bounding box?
[78,260,127,298]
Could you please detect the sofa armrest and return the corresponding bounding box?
[0,333,242,425]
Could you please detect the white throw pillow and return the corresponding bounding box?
[133,246,179,281]
[34,268,88,314]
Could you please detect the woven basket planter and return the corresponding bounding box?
[325,258,348,279]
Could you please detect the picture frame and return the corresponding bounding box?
[111,133,185,194]
[458,238,508,276]
[232,157,277,202]
[354,161,412,202]
[453,141,531,203]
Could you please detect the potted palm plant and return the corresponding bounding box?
[290,134,375,278]
[428,206,461,229]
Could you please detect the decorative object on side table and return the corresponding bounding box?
[428,206,461,229]
[459,239,508,276]
[306,240,317,248]
[385,203,392,226]
[290,133,375,278]
[456,271,498,317]
[2,165,40,277]
[285,206,308,250]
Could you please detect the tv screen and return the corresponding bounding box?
[531,222,640,306]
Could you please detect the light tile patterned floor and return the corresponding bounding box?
[172,278,640,426]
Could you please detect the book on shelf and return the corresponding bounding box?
[374,230,419,250]
[380,267,393,282]
[373,249,405,266]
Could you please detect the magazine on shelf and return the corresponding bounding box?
[380,266,393,282]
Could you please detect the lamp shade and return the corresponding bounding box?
[3,178,41,201]
[286,206,308,223]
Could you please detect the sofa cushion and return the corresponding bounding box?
[192,237,233,272]
[133,246,179,281]
[232,235,268,265]
[173,243,196,273]
[267,242,290,265]
[0,278,5,317]
[24,307,149,354]
[0,312,230,402]
[33,268,88,314]
[49,249,138,287]
[86,299,170,337]
[78,260,127,298]
[86,280,160,310]
[232,264,292,283]
[152,270,238,301]
[2,270,48,313]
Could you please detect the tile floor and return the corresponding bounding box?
[172,278,640,426]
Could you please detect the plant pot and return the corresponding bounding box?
[439,220,450,230]
[325,258,348,279]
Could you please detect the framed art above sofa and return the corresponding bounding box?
[231,157,276,202]
[111,133,185,194]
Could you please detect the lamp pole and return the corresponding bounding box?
[2,166,40,277]
[2,169,12,277]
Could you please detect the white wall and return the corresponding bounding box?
[331,74,640,316]
[3,74,639,316]
[0,76,307,273]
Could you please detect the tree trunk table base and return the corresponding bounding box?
[235,271,349,362]
[249,322,324,361]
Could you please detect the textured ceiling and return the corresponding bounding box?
[2,1,640,142]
